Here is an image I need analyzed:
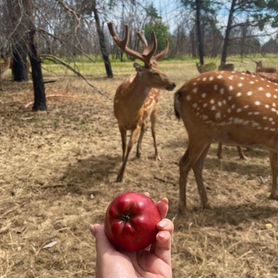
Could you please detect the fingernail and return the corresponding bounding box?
[161,197,168,204]
[157,232,166,240]
[90,224,96,236]
[158,219,168,228]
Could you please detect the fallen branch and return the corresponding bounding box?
[40,54,105,95]
[24,94,76,108]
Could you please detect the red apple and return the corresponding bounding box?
[104,192,161,252]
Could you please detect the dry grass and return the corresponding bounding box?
[0,60,277,277]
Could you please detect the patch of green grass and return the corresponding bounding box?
[41,54,277,81]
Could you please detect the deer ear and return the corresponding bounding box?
[133,62,144,72]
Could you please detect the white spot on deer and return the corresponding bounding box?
[265,104,270,109]
[264,127,269,130]
[209,76,214,81]
[236,108,242,113]
[202,77,207,81]
[263,116,268,120]
[266,93,271,98]
[203,103,208,108]
[236,92,242,97]
[271,108,277,112]
[193,82,197,85]
[231,104,236,109]
[223,100,227,105]
[217,75,223,79]
[210,99,215,104]
[244,105,249,109]
[192,87,198,93]
[258,87,264,91]
[272,103,276,107]
[213,84,218,90]
[270,128,276,131]
[229,85,233,91]
[247,91,253,96]
[220,88,225,95]
[255,101,261,106]
[193,102,198,108]
[238,83,243,87]
[266,84,270,88]
[273,95,277,99]
[240,77,245,80]
[253,111,260,115]
[218,101,222,107]
[201,93,206,98]
[202,115,208,120]
[248,112,253,115]
[186,95,191,101]
[211,105,216,111]
[227,108,231,113]
[249,81,254,84]
[228,76,233,80]
[215,112,221,119]
[228,96,232,101]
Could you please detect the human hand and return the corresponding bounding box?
[90,197,173,278]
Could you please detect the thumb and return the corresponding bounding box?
[90,224,114,254]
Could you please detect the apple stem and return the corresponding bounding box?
[120,214,131,222]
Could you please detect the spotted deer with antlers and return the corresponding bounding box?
[174,71,278,214]
[108,22,176,182]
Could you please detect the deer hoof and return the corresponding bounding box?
[154,155,161,161]
[269,193,278,200]
[116,175,124,183]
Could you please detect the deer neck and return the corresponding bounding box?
[127,73,153,108]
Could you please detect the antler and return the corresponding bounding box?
[137,31,148,48]
[137,31,169,62]
[154,39,169,61]
[108,22,158,68]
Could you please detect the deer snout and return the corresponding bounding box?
[166,82,176,91]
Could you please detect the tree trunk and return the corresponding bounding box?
[196,0,204,65]
[240,20,248,58]
[220,0,236,66]
[28,31,47,111]
[12,42,29,82]
[24,0,47,111]
[7,0,29,82]
[92,3,113,78]
[190,29,197,58]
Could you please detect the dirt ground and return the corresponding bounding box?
[0,66,277,277]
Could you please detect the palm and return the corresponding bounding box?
[92,198,173,278]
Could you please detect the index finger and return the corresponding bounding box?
[156,197,169,219]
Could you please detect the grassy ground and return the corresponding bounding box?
[0,58,277,277]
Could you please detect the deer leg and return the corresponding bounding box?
[136,125,145,159]
[116,127,141,182]
[150,110,160,160]
[269,151,278,200]
[192,144,210,209]
[217,143,223,159]
[179,140,210,214]
[237,146,246,160]
[119,126,127,162]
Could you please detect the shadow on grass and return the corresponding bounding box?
[48,154,120,196]
[170,202,277,228]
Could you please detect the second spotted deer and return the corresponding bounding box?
[175,71,278,214]
[108,22,176,182]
